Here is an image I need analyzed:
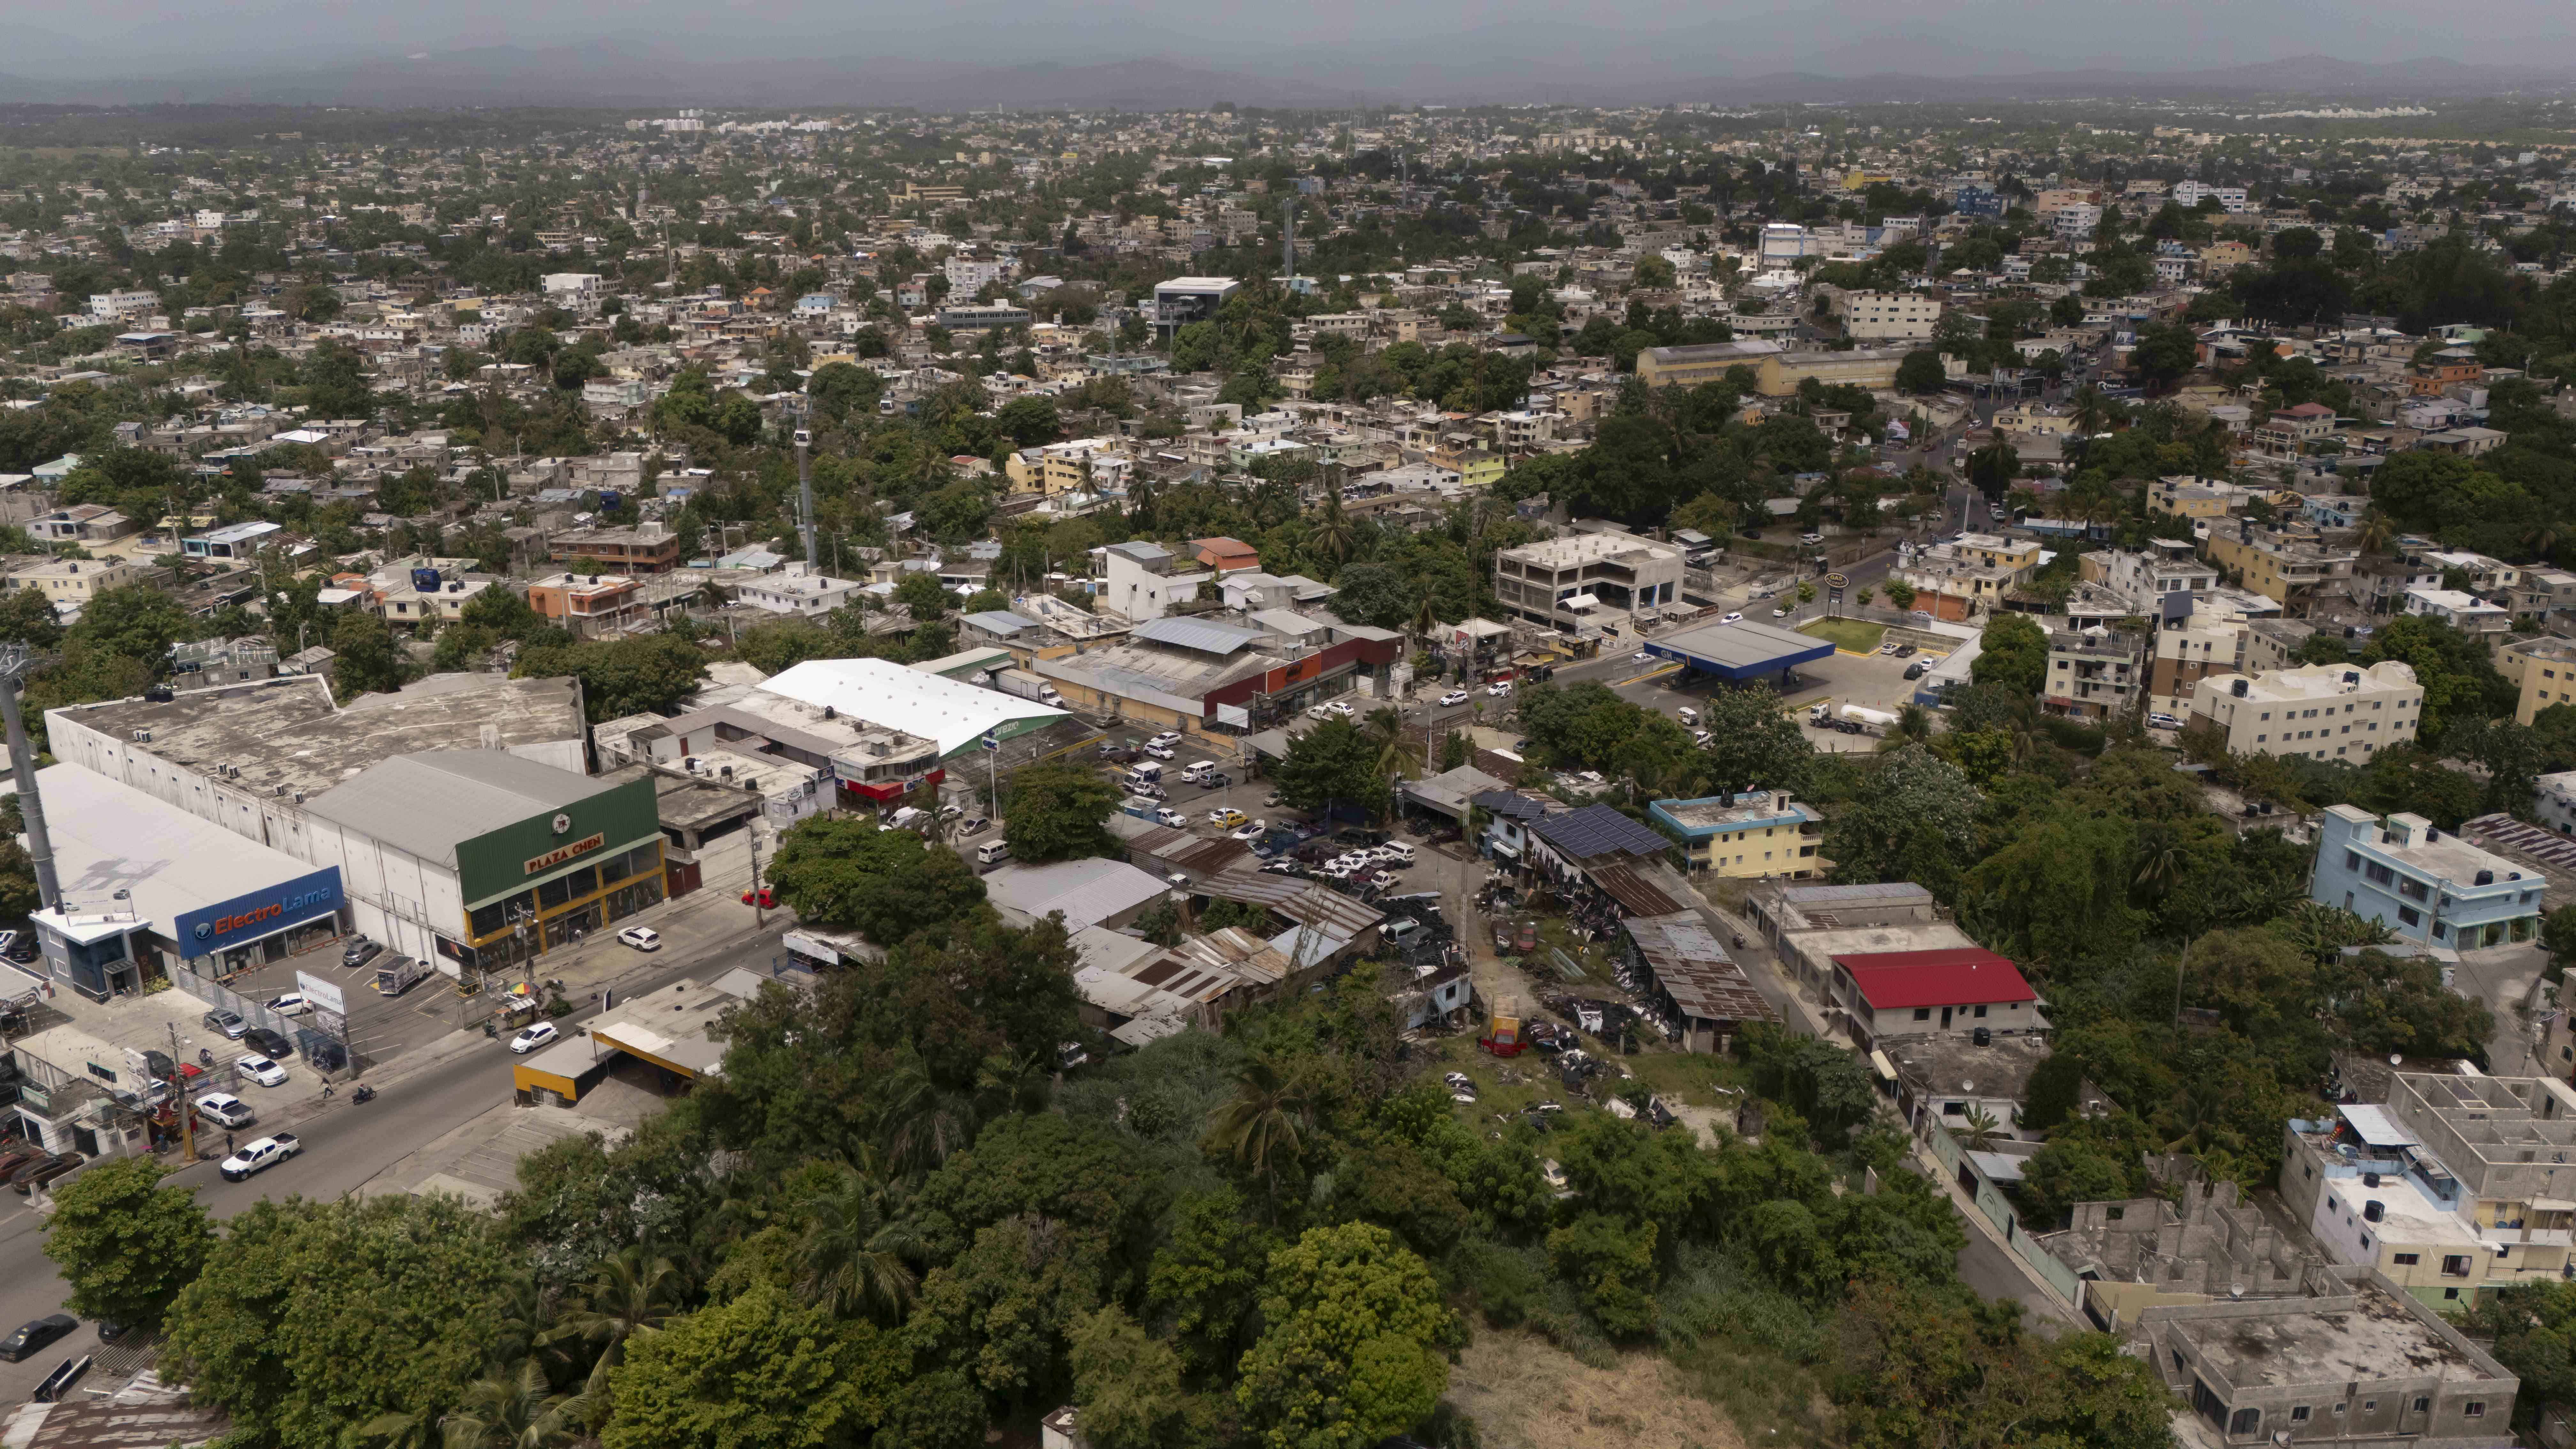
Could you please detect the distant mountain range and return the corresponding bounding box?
[0,44,2564,111]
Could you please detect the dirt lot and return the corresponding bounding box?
[1450,1331,1748,1449]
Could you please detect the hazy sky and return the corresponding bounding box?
[15,0,2576,80]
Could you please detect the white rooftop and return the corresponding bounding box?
[35,763,322,930]
[758,657,1069,758]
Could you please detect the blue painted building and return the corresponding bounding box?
[2310,805,2543,948]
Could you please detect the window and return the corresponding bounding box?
[2466,1402,2486,1418]
[2399,906,2422,927]
[2228,1408,2261,1438]
[1913,1008,1932,1021]
[2393,1252,2420,1265]
[2442,1254,2473,1277]
[2290,1407,2311,1423]
[1974,1004,1989,1018]
[1943,1101,1966,1116]
[2413,1399,2430,1414]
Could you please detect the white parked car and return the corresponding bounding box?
[1326,700,1355,717]
[264,993,312,1017]
[1142,743,1176,760]
[1632,650,1653,662]
[194,1092,256,1130]
[1146,731,1182,749]
[617,925,662,951]
[1156,807,1188,828]
[1308,703,1336,719]
[1722,611,1744,624]
[1438,689,1470,707]
[218,1133,302,1184]
[509,1023,560,1055]
[237,1055,289,1088]
[1486,681,1512,696]
[1772,607,1789,617]
[1230,821,1266,841]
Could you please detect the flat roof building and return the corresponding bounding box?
[2311,805,2542,949]
[2188,661,2421,764]
[1491,530,1683,635]
[1648,790,1825,877]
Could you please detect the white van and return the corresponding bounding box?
[1129,761,1163,783]
[1179,760,1215,782]
[1377,840,1416,866]
[975,841,1011,867]
[1384,918,1424,948]
[1676,707,1698,726]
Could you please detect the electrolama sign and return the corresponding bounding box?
[173,867,345,951]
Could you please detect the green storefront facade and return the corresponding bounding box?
[454,775,665,973]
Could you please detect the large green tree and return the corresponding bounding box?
[41,1157,214,1331]
[766,815,989,944]
[1005,762,1122,862]
[603,1280,906,1449]
[162,1195,516,1449]
[1272,718,1391,820]
[1235,1223,1453,1449]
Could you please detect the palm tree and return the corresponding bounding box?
[1407,590,1441,667]
[794,1166,919,1324]
[439,1359,583,1449]
[1309,493,1357,565]
[1361,706,1426,779]
[544,1247,683,1389]
[2133,823,2187,902]
[2069,384,2112,438]
[1206,1059,1311,1193]
[2355,508,2397,557]
[1958,1104,2005,1152]
[875,1060,974,1178]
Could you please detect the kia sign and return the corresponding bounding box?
[294,970,348,1016]
[174,868,345,953]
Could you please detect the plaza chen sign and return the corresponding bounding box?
[524,833,605,877]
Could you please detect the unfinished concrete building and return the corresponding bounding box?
[2036,1180,2320,1332]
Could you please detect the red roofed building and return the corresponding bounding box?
[1191,536,1263,574]
[1830,946,2044,1044]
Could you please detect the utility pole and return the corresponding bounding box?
[0,645,60,911]
[794,428,818,571]
[747,829,767,929]
[167,1021,195,1163]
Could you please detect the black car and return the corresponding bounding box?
[341,937,383,969]
[0,1314,75,1363]
[241,1027,293,1061]
[4,933,35,964]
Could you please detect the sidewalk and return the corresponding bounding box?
[1908,1135,2081,1330]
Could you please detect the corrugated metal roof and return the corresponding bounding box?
[960,610,1038,633]
[1831,947,2036,1008]
[1133,615,1266,655]
[1192,872,1386,939]
[2341,1103,2420,1148]
[1624,910,1777,1027]
[983,857,1172,931]
[305,751,622,867]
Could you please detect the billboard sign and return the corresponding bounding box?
[294,970,348,1016]
[173,868,344,953]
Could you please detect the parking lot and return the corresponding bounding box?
[1588,635,1937,755]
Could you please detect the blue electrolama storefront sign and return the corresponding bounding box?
[171,867,346,951]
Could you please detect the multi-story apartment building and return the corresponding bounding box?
[1491,531,1683,634]
[2080,540,2219,617]
[2147,606,2249,720]
[1648,791,1826,877]
[2187,660,2422,763]
[2203,522,2356,610]
[547,523,682,575]
[1832,290,1942,341]
[2402,587,2509,636]
[2309,805,2543,948]
[5,557,146,612]
[529,572,647,639]
[2509,637,2576,724]
[2044,628,2148,720]
[1097,541,1212,624]
[2280,1073,2576,1311]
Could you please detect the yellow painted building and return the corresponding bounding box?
[2512,639,2576,724]
[1753,348,1909,397]
[2202,525,2355,606]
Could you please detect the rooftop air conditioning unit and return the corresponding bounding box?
[131,730,150,743]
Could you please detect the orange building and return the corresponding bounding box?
[529,572,645,639]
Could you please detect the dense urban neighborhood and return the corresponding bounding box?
[7,75,2576,1449]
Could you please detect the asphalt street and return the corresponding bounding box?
[0,929,787,1405]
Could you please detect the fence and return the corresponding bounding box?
[1922,1117,2086,1305]
[163,967,359,1078]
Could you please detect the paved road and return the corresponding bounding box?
[0,931,782,1406]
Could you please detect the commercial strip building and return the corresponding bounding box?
[2309,805,2542,949]
[1619,911,1776,1053]
[2186,661,2423,762]
[1038,613,1404,738]
[26,764,348,1000]
[38,674,630,988]
[300,752,666,977]
[513,967,775,1106]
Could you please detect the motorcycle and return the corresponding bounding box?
[351,1084,376,1104]
[198,1048,214,1067]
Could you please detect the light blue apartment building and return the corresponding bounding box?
[2311,804,2543,948]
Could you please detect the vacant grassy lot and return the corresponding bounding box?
[1798,617,1887,654]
